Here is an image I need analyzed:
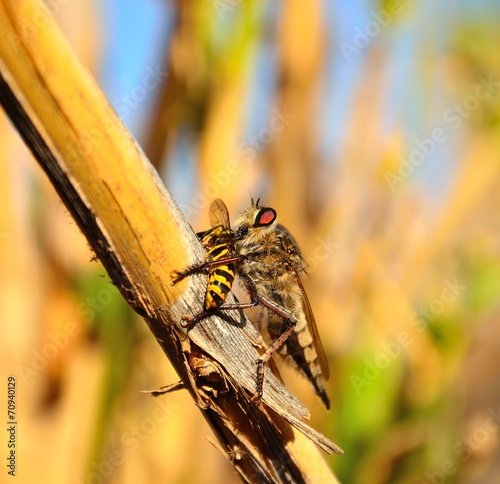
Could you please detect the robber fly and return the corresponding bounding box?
[172,198,330,409]
[232,199,330,409]
[171,199,236,320]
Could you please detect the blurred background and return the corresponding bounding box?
[1,0,500,483]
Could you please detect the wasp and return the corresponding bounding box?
[171,199,237,320]
[172,199,330,409]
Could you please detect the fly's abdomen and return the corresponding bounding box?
[205,241,236,311]
[269,315,330,409]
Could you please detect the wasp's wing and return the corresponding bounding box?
[293,270,330,380]
[209,198,231,229]
[196,199,232,248]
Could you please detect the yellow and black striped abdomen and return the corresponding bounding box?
[204,241,236,311]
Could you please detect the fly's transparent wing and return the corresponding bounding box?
[293,270,330,380]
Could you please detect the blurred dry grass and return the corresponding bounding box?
[1,1,500,483]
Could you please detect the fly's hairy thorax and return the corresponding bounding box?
[236,224,304,310]
[235,220,312,351]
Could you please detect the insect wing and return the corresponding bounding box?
[196,199,232,252]
[293,269,330,380]
[209,198,231,230]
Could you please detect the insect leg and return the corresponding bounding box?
[180,293,258,329]
[176,255,243,328]
[249,301,296,405]
[237,275,298,404]
[171,256,241,284]
[250,324,296,405]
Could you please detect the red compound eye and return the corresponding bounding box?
[255,208,276,227]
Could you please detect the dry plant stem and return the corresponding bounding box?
[0,1,342,482]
